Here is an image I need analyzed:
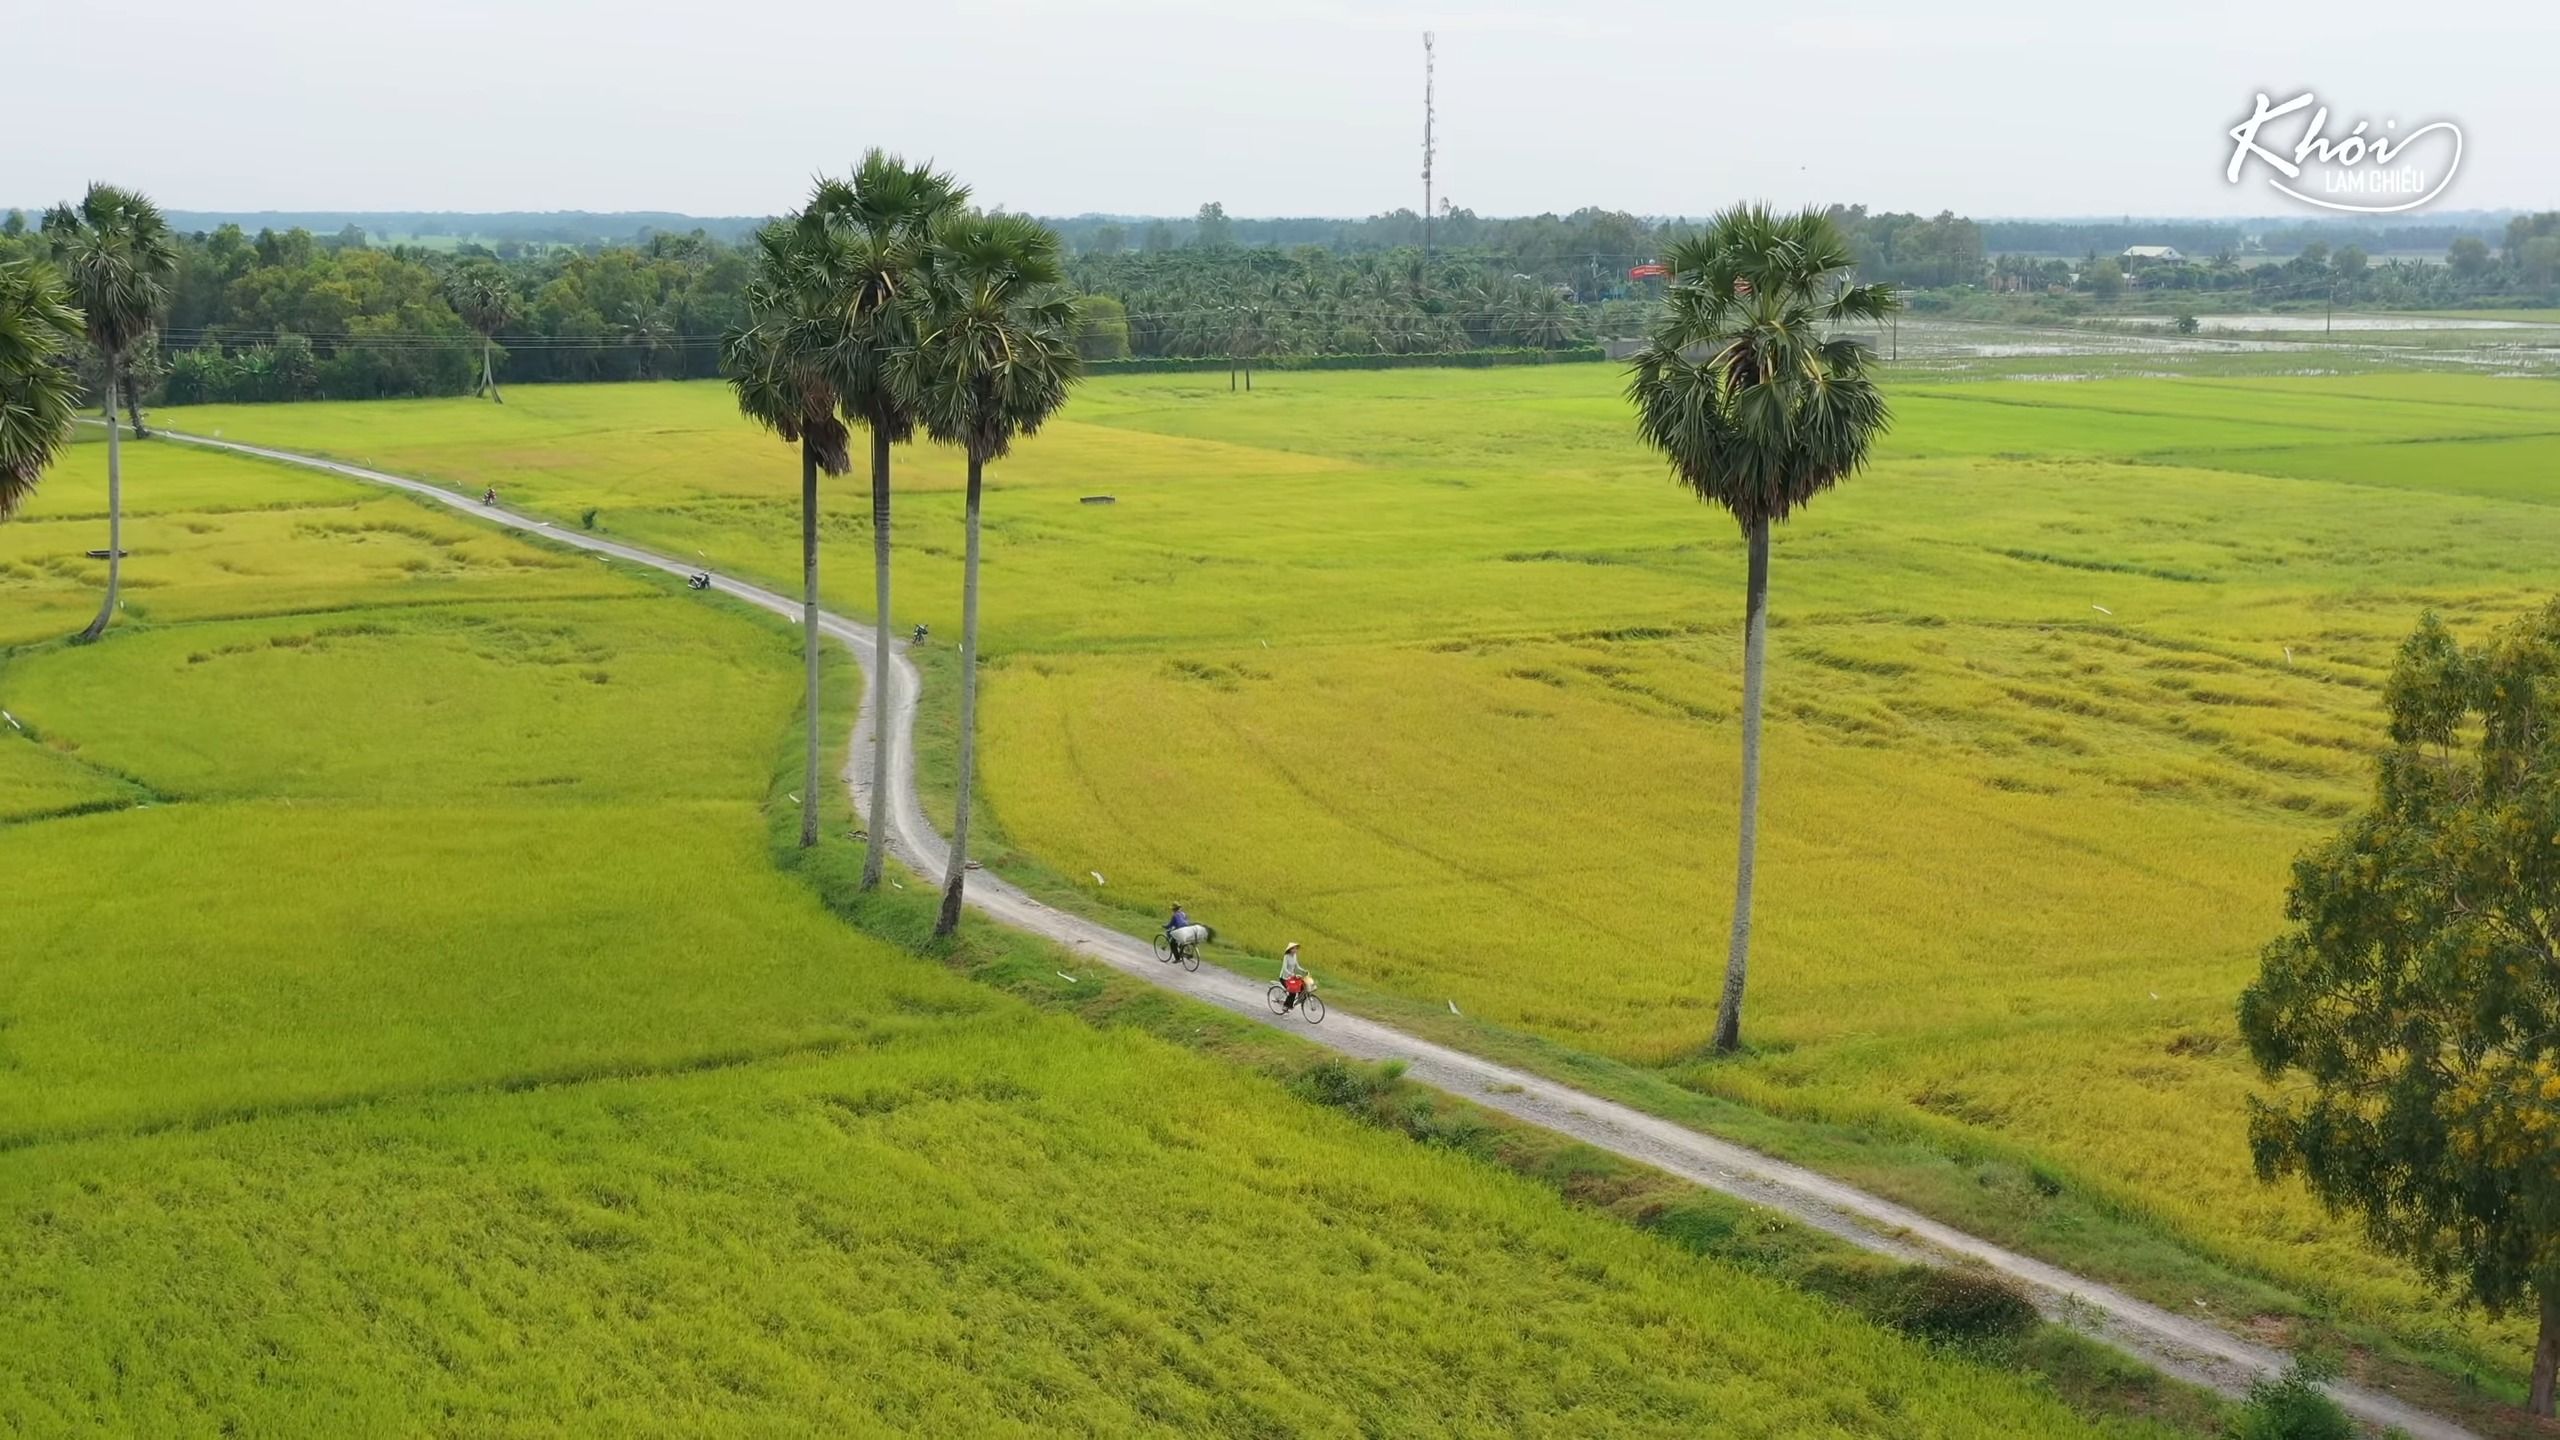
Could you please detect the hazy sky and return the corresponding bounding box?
[9,0,2553,219]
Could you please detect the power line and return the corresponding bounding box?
[150,293,2421,352]
[143,270,2476,360]
[151,303,1635,350]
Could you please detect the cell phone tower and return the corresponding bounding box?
[1421,32,1436,272]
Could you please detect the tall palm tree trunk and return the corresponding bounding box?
[481,337,503,404]
[78,370,123,643]
[934,454,985,937]
[798,441,821,849]
[1713,517,1770,1053]
[862,427,893,890]
[125,384,148,439]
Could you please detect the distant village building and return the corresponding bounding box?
[2121,245,2184,264]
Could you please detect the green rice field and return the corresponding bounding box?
[144,365,2560,1411]
[1,437,2176,1436]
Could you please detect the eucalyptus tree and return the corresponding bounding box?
[44,183,178,641]
[1626,205,1898,1053]
[898,213,1082,936]
[2242,606,2560,1416]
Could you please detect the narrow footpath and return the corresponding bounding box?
[161,429,2476,1440]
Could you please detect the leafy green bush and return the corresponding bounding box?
[161,335,322,405]
[1873,1266,2040,1343]
[1287,1058,1492,1154]
[1291,1057,1396,1111]
[2230,1358,2352,1440]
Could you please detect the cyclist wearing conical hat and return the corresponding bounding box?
[1278,942,1309,1011]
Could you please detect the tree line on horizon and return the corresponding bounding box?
[5,197,2558,410]
[109,202,2521,265]
[1993,219,2560,309]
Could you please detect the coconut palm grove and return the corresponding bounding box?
[10,20,2560,1437]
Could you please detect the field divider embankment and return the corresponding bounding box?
[152,427,2475,1440]
[0,1032,867,1158]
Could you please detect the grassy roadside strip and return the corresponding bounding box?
[759,645,2228,1440]
[894,638,2533,1436]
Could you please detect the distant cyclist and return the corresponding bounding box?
[1277,942,1309,1011]
[481,487,498,507]
[1161,904,1213,965]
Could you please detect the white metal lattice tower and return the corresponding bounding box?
[1422,32,1437,271]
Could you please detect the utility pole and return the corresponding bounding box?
[1421,32,1436,275]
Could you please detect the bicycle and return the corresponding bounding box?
[1266,979,1325,1024]
[1150,929,1202,973]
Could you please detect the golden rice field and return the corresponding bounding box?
[3,438,2173,1436]
[156,366,2560,1398]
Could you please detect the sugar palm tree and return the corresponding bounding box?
[620,304,674,380]
[45,183,178,641]
[1627,204,1897,1053]
[1517,285,1579,356]
[898,213,1082,936]
[444,262,517,401]
[0,259,84,519]
[71,331,162,435]
[805,151,966,891]
[723,211,855,848]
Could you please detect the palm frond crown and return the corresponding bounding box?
[1626,204,1899,531]
[42,183,177,366]
[896,213,1083,464]
[443,263,518,337]
[0,258,85,517]
[804,151,969,440]
[720,211,853,475]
